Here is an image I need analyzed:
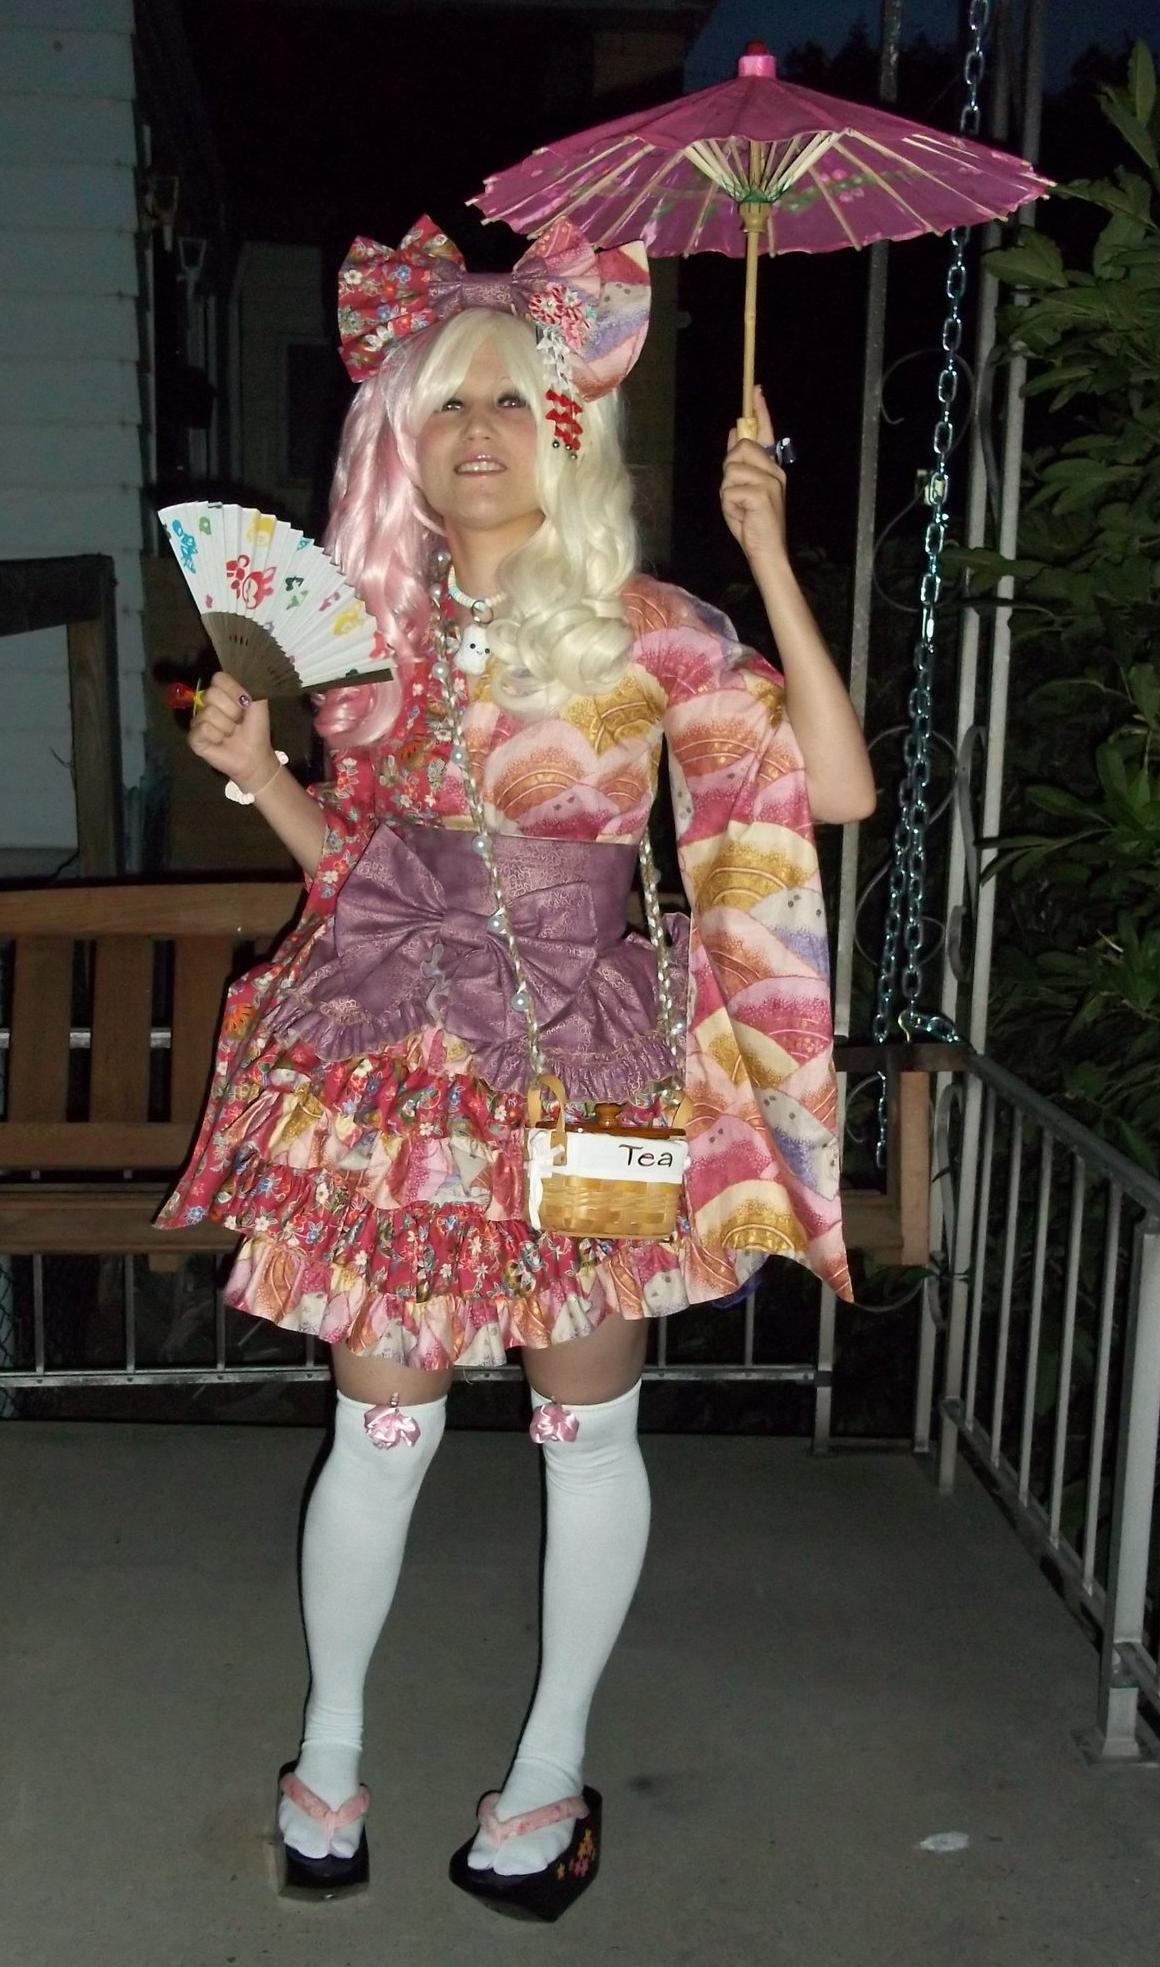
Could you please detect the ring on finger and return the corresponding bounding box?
[764,436,797,468]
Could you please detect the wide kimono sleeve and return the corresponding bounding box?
[637,582,852,1303]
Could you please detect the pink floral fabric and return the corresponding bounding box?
[157,577,852,1369]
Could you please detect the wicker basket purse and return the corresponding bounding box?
[525,1075,693,1240]
[430,589,690,1242]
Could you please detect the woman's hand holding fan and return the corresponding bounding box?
[187,672,279,794]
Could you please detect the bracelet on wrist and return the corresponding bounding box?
[224,752,288,805]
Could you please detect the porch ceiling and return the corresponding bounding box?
[4,1422,1158,1965]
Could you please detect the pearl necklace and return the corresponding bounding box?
[448,566,501,625]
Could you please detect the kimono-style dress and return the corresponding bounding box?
[158,576,852,1368]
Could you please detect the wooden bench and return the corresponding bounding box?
[0,882,300,1256]
[0,881,958,1266]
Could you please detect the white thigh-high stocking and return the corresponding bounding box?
[278,1386,446,1859]
[467,1379,651,1877]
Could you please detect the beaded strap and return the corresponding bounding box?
[426,557,685,1094]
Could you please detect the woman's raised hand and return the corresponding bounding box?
[720,383,789,578]
[188,672,278,794]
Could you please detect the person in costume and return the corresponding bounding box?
[160,215,875,1915]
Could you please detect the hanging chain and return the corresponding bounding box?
[870,0,989,1167]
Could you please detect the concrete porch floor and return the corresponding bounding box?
[4,1421,1160,1967]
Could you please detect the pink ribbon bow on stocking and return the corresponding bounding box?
[364,1396,421,1450]
[529,1401,580,1444]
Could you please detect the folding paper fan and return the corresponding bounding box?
[158,501,393,698]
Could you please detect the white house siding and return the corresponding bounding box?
[0,0,144,864]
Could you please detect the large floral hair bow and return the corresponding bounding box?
[336,214,650,410]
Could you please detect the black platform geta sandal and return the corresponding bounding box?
[448,1786,601,1922]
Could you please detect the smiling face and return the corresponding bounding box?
[413,336,544,565]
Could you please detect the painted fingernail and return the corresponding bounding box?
[238,693,252,707]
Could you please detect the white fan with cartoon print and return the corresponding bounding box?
[159,501,393,699]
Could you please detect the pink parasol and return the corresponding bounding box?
[473,44,1051,432]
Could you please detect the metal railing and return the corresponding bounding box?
[3,1250,818,1394]
[1,1247,831,1451]
[933,1052,1160,1761]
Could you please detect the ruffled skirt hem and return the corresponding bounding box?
[223,1232,634,1371]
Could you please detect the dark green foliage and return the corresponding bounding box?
[956,44,1160,1174]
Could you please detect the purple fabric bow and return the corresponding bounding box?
[364,1397,421,1450]
[278,824,685,1099]
[283,825,598,1064]
[529,1401,580,1444]
[426,251,583,329]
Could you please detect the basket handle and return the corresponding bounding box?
[527,1072,568,1153]
[666,1089,694,1132]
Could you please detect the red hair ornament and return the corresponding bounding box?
[545,390,583,454]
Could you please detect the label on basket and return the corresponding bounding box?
[525,1127,688,1232]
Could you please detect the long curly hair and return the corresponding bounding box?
[316,308,638,746]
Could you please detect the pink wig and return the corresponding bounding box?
[315,329,440,750]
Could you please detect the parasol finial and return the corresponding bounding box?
[739,43,777,79]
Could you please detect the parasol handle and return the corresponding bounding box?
[738,139,765,438]
[739,206,763,437]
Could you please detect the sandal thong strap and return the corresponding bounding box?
[280,1771,371,1836]
[476,1790,588,1845]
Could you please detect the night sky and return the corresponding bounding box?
[687,1,1155,89]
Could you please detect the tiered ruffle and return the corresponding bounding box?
[200,1031,752,1370]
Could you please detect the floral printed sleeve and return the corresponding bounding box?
[304,750,379,917]
[632,581,852,1302]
